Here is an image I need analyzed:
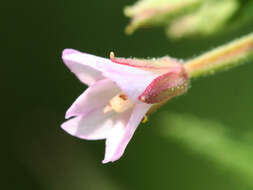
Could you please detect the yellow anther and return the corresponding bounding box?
[141,115,148,123]
[140,96,146,102]
[110,51,115,59]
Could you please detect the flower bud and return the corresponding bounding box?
[110,53,189,104]
[167,0,238,39]
[124,0,202,34]
[138,63,188,104]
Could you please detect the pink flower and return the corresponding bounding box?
[61,49,188,163]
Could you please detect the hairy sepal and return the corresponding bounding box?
[139,65,189,104]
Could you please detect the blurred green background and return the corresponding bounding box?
[3,0,253,189]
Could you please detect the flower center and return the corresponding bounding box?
[104,93,134,113]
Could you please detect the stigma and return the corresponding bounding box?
[104,93,134,113]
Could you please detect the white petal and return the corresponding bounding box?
[62,49,105,86]
[102,103,152,163]
[102,67,158,102]
[62,108,125,140]
[62,49,158,102]
[65,79,120,119]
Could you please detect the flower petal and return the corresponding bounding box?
[62,108,126,140]
[102,103,152,163]
[62,49,159,102]
[65,79,120,119]
[62,49,105,86]
[102,67,158,102]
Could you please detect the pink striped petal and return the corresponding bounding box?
[65,79,120,119]
[102,103,152,163]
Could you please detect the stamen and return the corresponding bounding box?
[110,51,115,59]
[141,115,148,123]
[109,93,134,113]
[119,94,127,100]
[103,104,113,113]
[140,96,146,102]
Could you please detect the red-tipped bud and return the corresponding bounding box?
[138,63,189,104]
[110,52,189,104]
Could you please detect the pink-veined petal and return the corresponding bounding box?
[62,49,159,102]
[102,103,152,163]
[61,108,128,140]
[65,79,120,119]
[62,49,105,86]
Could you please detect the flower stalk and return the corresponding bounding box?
[184,33,253,79]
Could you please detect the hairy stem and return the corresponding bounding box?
[184,33,253,79]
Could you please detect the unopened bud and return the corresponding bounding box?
[124,0,201,34]
[110,53,189,104]
[138,63,189,104]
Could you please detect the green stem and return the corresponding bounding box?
[184,33,253,79]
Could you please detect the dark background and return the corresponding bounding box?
[2,0,253,189]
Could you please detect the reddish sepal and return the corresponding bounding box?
[138,65,189,104]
